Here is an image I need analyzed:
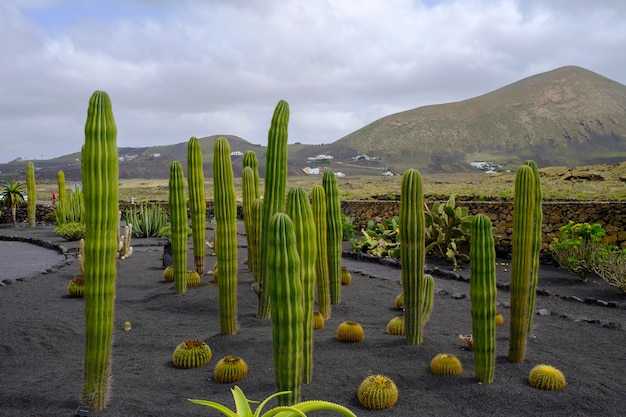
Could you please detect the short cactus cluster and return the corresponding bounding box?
[386,316,405,336]
[430,353,463,376]
[313,311,325,330]
[528,364,567,391]
[357,374,399,410]
[172,339,213,369]
[341,267,352,285]
[336,321,365,343]
[67,276,85,298]
[213,355,248,383]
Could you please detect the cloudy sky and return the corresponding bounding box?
[1,0,625,163]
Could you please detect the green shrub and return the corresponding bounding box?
[550,221,605,281]
[341,214,356,241]
[125,203,168,238]
[593,245,626,292]
[55,221,86,241]
[158,225,192,238]
[349,216,400,258]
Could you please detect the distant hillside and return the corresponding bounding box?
[334,66,626,172]
[2,65,625,180]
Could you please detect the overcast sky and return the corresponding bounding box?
[1,0,625,163]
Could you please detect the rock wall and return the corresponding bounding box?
[342,199,626,250]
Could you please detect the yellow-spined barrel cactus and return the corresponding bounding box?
[394,293,405,309]
[357,374,399,410]
[386,316,405,336]
[313,311,325,330]
[186,270,201,287]
[163,265,174,282]
[172,340,212,369]
[528,364,567,391]
[213,355,249,383]
[341,267,352,285]
[495,313,505,327]
[67,277,85,298]
[336,321,365,343]
[430,353,463,376]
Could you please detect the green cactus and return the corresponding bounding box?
[508,164,538,363]
[187,137,206,275]
[172,339,212,369]
[335,321,365,342]
[399,168,427,345]
[357,375,399,411]
[286,187,317,384]
[213,137,238,334]
[524,160,542,336]
[323,170,342,305]
[242,166,257,273]
[249,198,263,283]
[267,212,303,406]
[26,161,36,227]
[528,364,567,391]
[430,353,463,376]
[469,213,497,383]
[242,150,260,199]
[213,355,249,383]
[169,161,187,295]
[55,170,67,226]
[311,185,331,319]
[81,90,119,411]
[258,100,290,319]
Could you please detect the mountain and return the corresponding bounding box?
[2,65,625,180]
[330,66,626,172]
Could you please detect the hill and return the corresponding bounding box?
[333,66,626,172]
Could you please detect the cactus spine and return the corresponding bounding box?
[169,161,187,295]
[399,169,427,345]
[508,164,538,363]
[258,100,289,319]
[26,161,36,227]
[81,90,119,411]
[311,185,331,319]
[323,170,342,305]
[213,137,238,334]
[187,137,206,275]
[470,213,497,383]
[286,187,317,384]
[268,212,303,406]
[524,160,542,336]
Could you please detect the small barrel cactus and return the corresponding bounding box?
[357,374,399,410]
[336,321,365,343]
[123,321,132,332]
[386,316,405,336]
[495,313,504,327]
[430,353,463,376]
[186,270,201,287]
[313,311,325,330]
[213,355,248,383]
[528,364,567,391]
[67,276,85,298]
[341,267,352,285]
[394,293,405,310]
[172,340,213,369]
[163,265,174,282]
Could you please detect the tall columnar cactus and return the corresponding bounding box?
[399,169,427,345]
[81,90,119,411]
[242,150,260,199]
[249,198,263,283]
[55,170,67,225]
[187,137,206,275]
[524,160,543,336]
[323,170,342,305]
[213,137,238,334]
[286,187,317,384]
[26,161,36,227]
[470,213,497,383]
[242,166,257,273]
[169,161,187,295]
[268,212,303,406]
[258,100,290,319]
[311,185,331,319]
[508,164,538,363]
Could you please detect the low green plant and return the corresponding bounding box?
[55,221,86,241]
[157,225,192,238]
[424,194,473,269]
[349,216,400,258]
[125,203,168,238]
[550,221,606,281]
[189,385,356,416]
[341,214,356,241]
[593,245,626,292]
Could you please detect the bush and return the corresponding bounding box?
[125,203,168,238]
[341,214,356,241]
[55,222,86,241]
[550,221,605,281]
[593,246,626,293]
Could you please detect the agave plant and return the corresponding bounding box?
[189,386,356,417]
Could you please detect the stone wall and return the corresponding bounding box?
[342,199,626,250]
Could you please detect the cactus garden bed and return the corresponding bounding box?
[0,224,624,416]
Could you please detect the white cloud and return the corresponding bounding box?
[0,0,625,162]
